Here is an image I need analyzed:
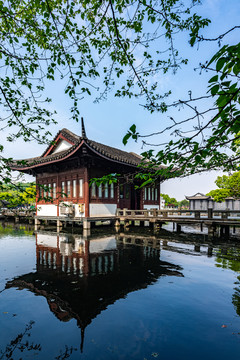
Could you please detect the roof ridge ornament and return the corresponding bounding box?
[81,117,87,138]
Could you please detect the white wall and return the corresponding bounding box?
[143,205,159,210]
[52,139,72,154]
[59,202,86,217]
[213,201,227,211]
[190,199,240,211]
[233,201,240,211]
[37,204,58,217]
[74,203,85,217]
[89,203,117,217]
[37,202,117,217]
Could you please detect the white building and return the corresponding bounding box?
[186,193,240,211]
[160,197,165,209]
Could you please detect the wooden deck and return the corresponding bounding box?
[1,208,240,237]
[116,208,240,222]
[115,208,240,236]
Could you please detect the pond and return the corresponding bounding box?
[1,223,240,359]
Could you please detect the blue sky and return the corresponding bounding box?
[3,0,240,200]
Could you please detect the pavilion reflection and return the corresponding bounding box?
[6,231,183,352]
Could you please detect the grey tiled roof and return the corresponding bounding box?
[11,128,144,170]
[186,193,211,200]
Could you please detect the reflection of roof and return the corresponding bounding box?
[11,128,145,170]
[186,193,211,200]
[6,246,183,330]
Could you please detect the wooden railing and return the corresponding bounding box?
[116,208,240,220]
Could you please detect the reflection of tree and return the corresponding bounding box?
[233,276,240,317]
[215,247,240,272]
[0,320,77,360]
[215,247,240,317]
[0,321,41,359]
[0,223,33,237]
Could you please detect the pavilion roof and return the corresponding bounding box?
[185,193,211,200]
[11,128,145,171]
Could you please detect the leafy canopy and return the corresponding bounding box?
[0,0,239,186]
[207,171,240,201]
[0,183,36,207]
[160,193,178,207]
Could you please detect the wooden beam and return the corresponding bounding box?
[84,167,89,217]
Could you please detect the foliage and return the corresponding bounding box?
[207,188,231,202]
[0,0,238,184]
[214,247,240,317]
[160,193,178,207]
[160,194,189,207]
[0,182,36,208]
[135,42,240,179]
[179,199,189,208]
[90,173,120,186]
[206,171,240,201]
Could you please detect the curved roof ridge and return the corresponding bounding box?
[41,128,81,157]
[86,139,142,166]
[61,128,81,142]
[11,128,151,171]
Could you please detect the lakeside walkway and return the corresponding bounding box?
[1,208,240,237]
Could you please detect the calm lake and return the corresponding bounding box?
[1,223,240,359]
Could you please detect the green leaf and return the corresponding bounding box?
[210,84,219,95]
[129,124,136,133]
[209,75,218,83]
[122,133,131,145]
[216,57,226,71]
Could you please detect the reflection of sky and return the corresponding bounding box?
[1,0,239,200]
[160,249,237,292]
[1,230,240,359]
[0,234,36,292]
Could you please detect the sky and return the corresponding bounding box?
[2,0,239,201]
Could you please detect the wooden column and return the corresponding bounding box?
[56,236,61,267]
[208,208,213,219]
[154,222,161,232]
[57,220,62,232]
[207,246,213,257]
[208,223,216,237]
[115,219,120,228]
[195,211,200,219]
[36,177,38,216]
[83,240,90,275]
[84,167,89,217]
[158,182,160,209]
[57,172,60,217]
[176,223,181,233]
[83,219,91,229]
[194,244,200,252]
[35,218,41,231]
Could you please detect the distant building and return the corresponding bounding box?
[186,192,240,211]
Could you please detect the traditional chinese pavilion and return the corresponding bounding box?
[11,119,162,218]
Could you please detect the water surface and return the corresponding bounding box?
[1,223,240,359]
